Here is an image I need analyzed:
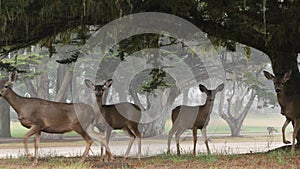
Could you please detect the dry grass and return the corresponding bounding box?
[0,147,299,169]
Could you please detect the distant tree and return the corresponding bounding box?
[218,46,272,136]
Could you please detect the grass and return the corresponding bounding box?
[2,151,297,169]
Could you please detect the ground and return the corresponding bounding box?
[0,135,299,169]
[0,147,299,169]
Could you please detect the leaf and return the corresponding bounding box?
[56,51,79,64]
[244,46,251,60]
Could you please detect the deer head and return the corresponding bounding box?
[199,83,224,102]
[0,72,17,97]
[85,79,113,97]
[263,70,292,94]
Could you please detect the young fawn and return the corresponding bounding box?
[167,83,224,156]
[264,70,300,151]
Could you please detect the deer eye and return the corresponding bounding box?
[4,85,8,88]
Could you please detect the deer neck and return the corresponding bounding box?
[96,96,105,111]
[277,92,292,108]
[3,88,25,115]
[203,100,213,113]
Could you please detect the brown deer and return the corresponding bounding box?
[167,83,224,156]
[264,70,300,151]
[85,79,142,159]
[0,72,113,165]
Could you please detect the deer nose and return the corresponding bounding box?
[275,88,281,93]
[96,93,102,97]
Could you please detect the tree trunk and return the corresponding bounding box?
[23,78,37,97]
[55,63,71,102]
[55,70,72,102]
[0,98,11,137]
[228,120,242,137]
[141,89,171,137]
[219,81,256,137]
[36,62,50,100]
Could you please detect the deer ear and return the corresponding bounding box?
[104,79,113,88]
[263,71,275,81]
[199,84,208,93]
[216,83,224,92]
[84,79,95,90]
[283,69,292,82]
[4,81,13,88]
[9,71,17,82]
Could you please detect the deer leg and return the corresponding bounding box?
[32,131,41,166]
[97,129,114,162]
[101,128,112,161]
[282,118,291,144]
[201,127,210,154]
[167,125,178,154]
[79,133,93,163]
[292,119,300,152]
[97,128,106,160]
[74,127,93,163]
[23,125,40,159]
[132,127,142,160]
[175,128,185,156]
[123,127,136,159]
[85,125,114,162]
[192,128,197,156]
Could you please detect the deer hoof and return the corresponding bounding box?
[284,140,291,144]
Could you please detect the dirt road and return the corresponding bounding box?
[0,136,285,159]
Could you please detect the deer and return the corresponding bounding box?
[264,70,300,151]
[85,79,142,159]
[167,83,224,156]
[0,72,113,165]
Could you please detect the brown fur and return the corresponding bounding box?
[0,73,113,165]
[85,79,142,159]
[167,83,224,156]
[264,70,300,151]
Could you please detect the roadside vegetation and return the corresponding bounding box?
[0,149,299,169]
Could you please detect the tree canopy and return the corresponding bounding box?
[1,1,299,74]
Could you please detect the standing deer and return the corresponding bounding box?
[264,70,300,151]
[167,83,224,156]
[0,72,113,165]
[85,79,142,159]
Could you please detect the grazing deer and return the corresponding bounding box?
[264,70,300,151]
[0,72,113,165]
[167,83,224,156]
[267,126,278,135]
[85,79,142,159]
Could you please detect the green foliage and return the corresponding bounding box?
[141,68,170,93]
[244,46,251,60]
[56,51,79,64]
[1,52,47,79]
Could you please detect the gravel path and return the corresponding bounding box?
[0,136,286,159]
